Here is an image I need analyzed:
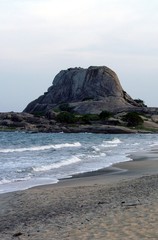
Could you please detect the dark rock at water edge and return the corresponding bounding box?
[1,110,158,134]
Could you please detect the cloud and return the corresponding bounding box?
[1,0,158,58]
[0,0,158,111]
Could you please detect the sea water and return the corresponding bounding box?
[0,131,158,193]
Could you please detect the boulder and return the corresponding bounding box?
[151,115,158,123]
[24,66,141,114]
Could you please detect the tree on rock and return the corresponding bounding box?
[99,111,112,120]
[56,112,76,124]
[122,112,143,127]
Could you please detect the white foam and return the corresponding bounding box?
[0,142,81,153]
[0,178,11,184]
[100,153,106,157]
[87,152,106,158]
[106,138,122,144]
[52,142,81,149]
[100,138,122,148]
[150,142,158,147]
[92,146,100,152]
[0,176,31,185]
[131,143,140,146]
[101,143,118,148]
[33,156,82,172]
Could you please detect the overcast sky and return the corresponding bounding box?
[0,0,158,112]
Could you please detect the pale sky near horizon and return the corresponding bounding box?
[0,0,158,112]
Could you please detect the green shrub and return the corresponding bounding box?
[53,108,60,113]
[81,114,100,124]
[99,111,112,120]
[56,112,76,124]
[33,112,45,117]
[122,112,144,127]
[134,99,147,107]
[59,103,73,112]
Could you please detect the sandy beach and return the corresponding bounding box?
[1,153,158,240]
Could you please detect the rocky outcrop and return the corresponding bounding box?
[0,112,61,133]
[0,112,140,133]
[1,111,158,134]
[24,66,141,114]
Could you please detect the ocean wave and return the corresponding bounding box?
[0,176,31,185]
[150,142,158,147]
[101,138,122,148]
[101,143,118,148]
[33,156,82,172]
[92,146,100,152]
[92,138,122,152]
[106,138,122,144]
[87,152,106,158]
[0,142,81,153]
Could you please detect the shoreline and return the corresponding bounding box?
[1,152,158,239]
[51,148,158,188]
[1,149,158,194]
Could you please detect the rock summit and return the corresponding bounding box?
[24,66,141,114]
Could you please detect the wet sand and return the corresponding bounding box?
[1,153,158,239]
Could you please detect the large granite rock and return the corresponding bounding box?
[24,66,141,114]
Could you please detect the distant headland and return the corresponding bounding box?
[24,66,143,114]
[1,66,158,133]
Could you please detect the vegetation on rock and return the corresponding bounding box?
[134,99,147,107]
[81,114,100,124]
[56,112,77,124]
[99,111,112,120]
[0,110,158,133]
[122,112,144,127]
[59,103,73,113]
[33,112,45,117]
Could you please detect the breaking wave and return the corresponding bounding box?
[0,176,31,185]
[100,138,122,148]
[33,156,81,172]
[0,142,81,153]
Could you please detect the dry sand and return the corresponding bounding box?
[1,154,158,240]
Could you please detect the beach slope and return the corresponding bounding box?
[1,157,158,240]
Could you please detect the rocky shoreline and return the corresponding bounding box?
[2,66,158,134]
[0,110,158,134]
